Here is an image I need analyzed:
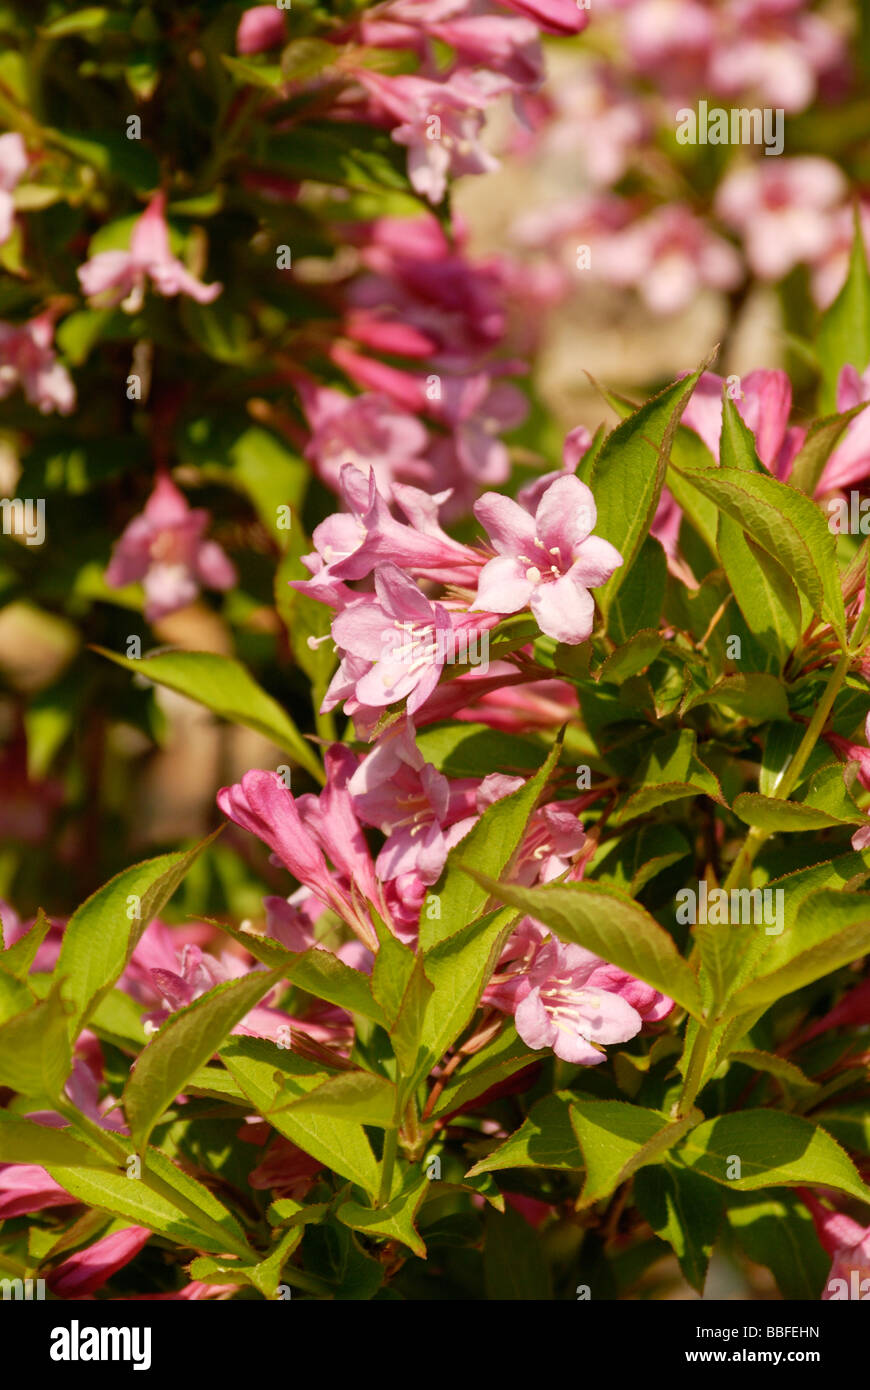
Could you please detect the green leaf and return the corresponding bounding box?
[94,648,324,783]
[816,212,870,413]
[790,400,870,494]
[419,905,517,1067]
[669,462,845,639]
[598,630,663,684]
[370,916,416,1029]
[731,791,855,831]
[587,362,711,617]
[760,721,809,796]
[215,923,386,1026]
[390,956,434,1091]
[678,1111,870,1203]
[0,909,50,979]
[634,1161,723,1293]
[124,970,283,1149]
[684,672,789,722]
[716,519,800,673]
[590,825,691,896]
[263,122,410,195]
[615,729,722,823]
[462,872,703,1020]
[484,1204,553,1299]
[0,1112,113,1169]
[728,1050,817,1095]
[466,1093,585,1175]
[0,964,34,1024]
[723,889,870,1017]
[45,1151,249,1257]
[428,1026,539,1119]
[0,982,71,1102]
[221,1037,380,1198]
[56,834,218,1033]
[720,394,766,473]
[337,1170,429,1258]
[414,723,545,778]
[277,1071,397,1129]
[608,534,668,644]
[570,1100,695,1208]
[421,735,562,949]
[726,1191,829,1300]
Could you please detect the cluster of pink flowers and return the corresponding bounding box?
[503,0,864,314]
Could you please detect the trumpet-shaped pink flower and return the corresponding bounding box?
[681,369,805,477]
[237,5,287,54]
[513,939,651,1064]
[0,312,75,415]
[105,475,236,621]
[471,474,622,644]
[818,363,870,494]
[298,384,433,493]
[0,132,27,246]
[78,194,222,313]
[48,1227,152,1298]
[501,0,589,35]
[800,1191,870,1300]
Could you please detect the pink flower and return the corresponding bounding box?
[0,132,27,246]
[298,384,433,493]
[0,312,75,415]
[799,1191,870,1300]
[818,363,870,494]
[358,71,501,204]
[681,370,805,477]
[217,764,383,951]
[596,205,741,315]
[105,474,236,621]
[78,193,222,312]
[471,474,622,644]
[500,0,589,35]
[811,202,870,310]
[0,1164,74,1219]
[715,158,846,281]
[513,939,649,1064]
[330,563,454,716]
[237,5,287,54]
[48,1227,151,1298]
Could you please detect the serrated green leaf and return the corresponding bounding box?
[124,970,283,1149]
[570,1100,695,1208]
[466,1093,584,1176]
[634,1160,723,1293]
[94,648,324,783]
[678,1111,870,1203]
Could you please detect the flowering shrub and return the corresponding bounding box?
[1,0,870,1307]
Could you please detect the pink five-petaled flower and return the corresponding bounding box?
[471,474,622,644]
[105,474,237,622]
[0,132,27,246]
[513,939,651,1065]
[78,193,222,313]
[331,562,455,716]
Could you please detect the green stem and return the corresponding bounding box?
[723,646,853,890]
[675,1025,711,1117]
[377,1129,398,1208]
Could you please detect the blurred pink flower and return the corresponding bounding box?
[501,0,590,35]
[800,1191,870,1300]
[0,312,75,415]
[0,132,27,246]
[105,474,236,621]
[715,158,846,281]
[78,193,222,312]
[237,5,287,54]
[358,70,501,204]
[298,383,433,493]
[596,205,742,315]
[818,362,870,493]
